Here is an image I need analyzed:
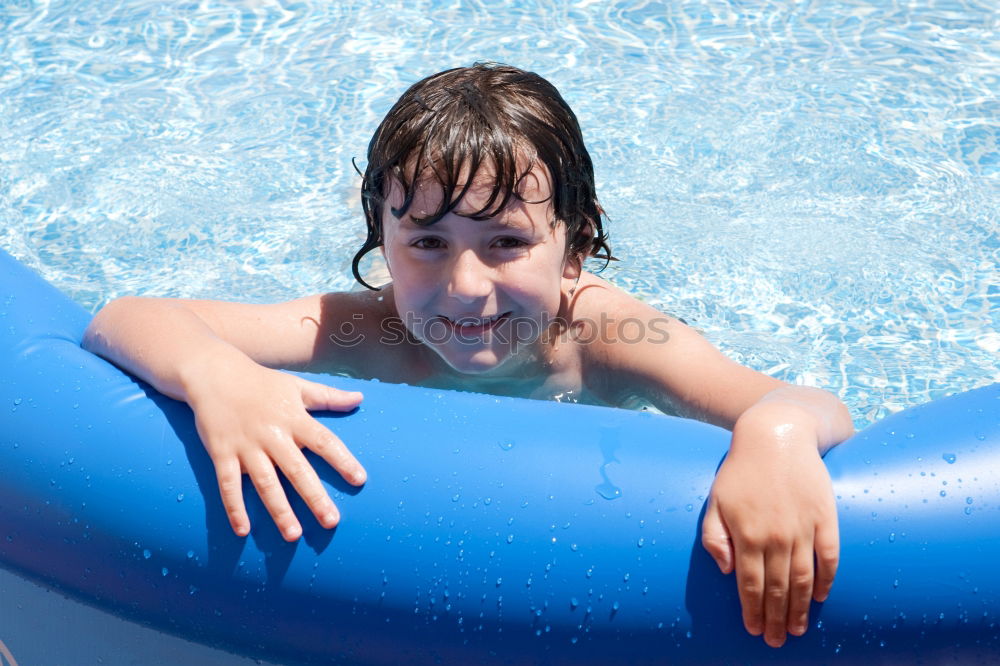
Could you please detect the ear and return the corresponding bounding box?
[562,252,583,280]
[562,221,594,281]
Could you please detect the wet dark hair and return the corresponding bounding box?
[351,62,613,290]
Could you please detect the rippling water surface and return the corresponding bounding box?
[1,0,997,426]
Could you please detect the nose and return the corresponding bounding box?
[447,249,493,304]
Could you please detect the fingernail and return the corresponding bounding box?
[235,524,249,537]
[284,525,302,541]
[323,511,339,527]
[791,624,806,636]
[352,468,367,485]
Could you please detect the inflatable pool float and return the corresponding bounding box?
[1,246,998,665]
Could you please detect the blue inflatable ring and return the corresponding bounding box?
[1,247,998,665]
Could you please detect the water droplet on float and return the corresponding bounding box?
[888,532,896,542]
[595,483,622,500]
[143,549,151,559]
[506,534,514,544]
[570,597,578,609]
[942,453,957,464]
[187,550,195,559]
[685,504,693,512]
[498,441,514,451]
[637,537,645,548]
[176,493,184,502]
[161,567,169,576]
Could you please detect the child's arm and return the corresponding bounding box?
[82,295,367,541]
[575,277,853,648]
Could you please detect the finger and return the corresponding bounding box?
[734,545,765,637]
[700,497,734,574]
[298,379,363,412]
[762,543,792,648]
[215,456,250,537]
[271,444,341,530]
[297,418,367,486]
[244,452,302,542]
[813,518,840,602]
[787,542,814,636]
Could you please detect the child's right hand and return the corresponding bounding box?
[184,361,366,541]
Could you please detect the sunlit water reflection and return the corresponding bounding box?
[2,0,997,427]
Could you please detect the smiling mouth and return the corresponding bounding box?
[441,312,511,332]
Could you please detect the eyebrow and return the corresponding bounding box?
[397,211,535,232]
[484,214,533,230]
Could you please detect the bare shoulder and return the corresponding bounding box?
[311,286,429,381]
[568,272,781,427]
[572,273,666,315]
[567,272,685,350]
[567,271,686,370]
[312,288,395,366]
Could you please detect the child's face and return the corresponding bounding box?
[381,166,577,375]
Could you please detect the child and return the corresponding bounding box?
[83,63,853,648]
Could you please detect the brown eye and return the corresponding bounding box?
[494,237,527,249]
[413,237,444,249]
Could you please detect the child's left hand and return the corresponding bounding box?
[700,407,839,648]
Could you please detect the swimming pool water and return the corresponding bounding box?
[1,0,997,428]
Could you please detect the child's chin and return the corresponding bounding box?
[438,347,512,376]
